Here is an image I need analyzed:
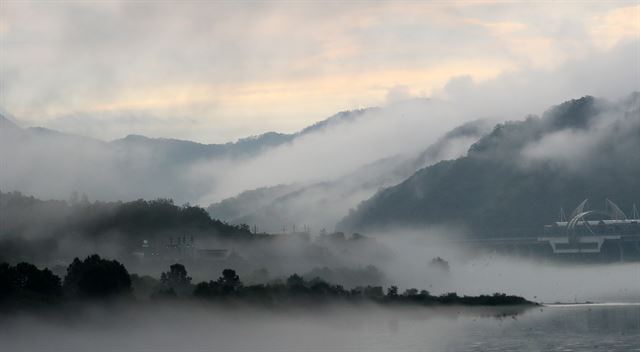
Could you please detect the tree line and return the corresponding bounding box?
[0,191,263,264]
[0,254,532,310]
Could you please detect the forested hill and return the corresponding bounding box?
[0,191,253,263]
[338,93,640,236]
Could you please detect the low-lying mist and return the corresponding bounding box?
[2,299,638,352]
[0,302,517,352]
[368,228,640,303]
[207,120,490,233]
[1,188,637,305]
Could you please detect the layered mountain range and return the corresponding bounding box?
[338,93,640,236]
[0,108,373,204]
[2,93,639,237]
[207,120,491,233]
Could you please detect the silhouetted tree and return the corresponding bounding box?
[286,274,305,287]
[439,292,459,304]
[130,274,160,300]
[403,288,419,296]
[217,269,242,294]
[159,263,192,296]
[1,260,532,308]
[0,263,9,298]
[63,254,131,298]
[0,262,61,302]
[193,280,221,298]
[308,278,333,296]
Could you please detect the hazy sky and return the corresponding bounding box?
[1,1,638,142]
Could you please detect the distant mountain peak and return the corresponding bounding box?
[298,108,375,135]
[542,95,600,130]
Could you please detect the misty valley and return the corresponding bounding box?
[2,91,640,351]
[1,2,640,350]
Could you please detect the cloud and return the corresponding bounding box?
[520,95,640,172]
[521,129,601,166]
[590,4,640,49]
[385,85,415,104]
[1,1,637,141]
[1,1,638,217]
[192,98,467,203]
[435,39,640,120]
[1,39,638,207]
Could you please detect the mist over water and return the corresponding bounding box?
[2,2,640,351]
[1,303,638,352]
[371,231,640,303]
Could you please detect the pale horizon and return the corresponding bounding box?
[2,1,638,143]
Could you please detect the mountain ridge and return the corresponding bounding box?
[0,105,380,203]
[207,119,491,232]
[2,107,374,162]
[337,93,640,236]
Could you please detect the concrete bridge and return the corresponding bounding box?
[451,199,640,262]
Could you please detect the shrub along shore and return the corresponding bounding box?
[1,254,535,311]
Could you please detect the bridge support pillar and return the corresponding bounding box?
[618,242,625,263]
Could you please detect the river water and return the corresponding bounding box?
[440,304,640,352]
[1,303,638,351]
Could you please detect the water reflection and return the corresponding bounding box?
[0,304,638,351]
[447,304,640,351]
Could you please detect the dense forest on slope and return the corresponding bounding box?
[339,93,640,236]
[0,191,253,264]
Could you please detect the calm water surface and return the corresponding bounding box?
[1,303,639,351]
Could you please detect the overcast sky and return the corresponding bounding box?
[1,1,638,143]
